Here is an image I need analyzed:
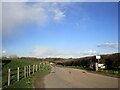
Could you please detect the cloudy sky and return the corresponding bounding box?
[2,2,118,58]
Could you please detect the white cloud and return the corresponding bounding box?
[83,50,98,55]
[97,42,119,49]
[50,9,65,20]
[2,2,66,35]
[2,50,6,54]
[31,45,71,58]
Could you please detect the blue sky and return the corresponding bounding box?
[2,2,118,58]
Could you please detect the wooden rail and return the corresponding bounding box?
[2,62,49,87]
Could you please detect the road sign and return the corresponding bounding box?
[96,55,101,59]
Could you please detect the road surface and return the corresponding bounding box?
[33,66,118,88]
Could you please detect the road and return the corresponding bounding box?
[33,66,118,88]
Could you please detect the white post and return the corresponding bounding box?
[17,67,19,81]
[95,63,98,71]
[8,69,10,86]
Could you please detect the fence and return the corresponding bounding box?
[2,62,49,87]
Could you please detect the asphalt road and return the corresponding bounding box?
[33,66,118,88]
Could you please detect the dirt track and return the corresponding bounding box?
[33,66,118,88]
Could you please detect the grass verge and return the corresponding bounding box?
[97,69,120,76]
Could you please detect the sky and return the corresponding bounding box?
[1,2,119,58]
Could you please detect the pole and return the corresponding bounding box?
[8,69,10,86]
[95,63,98,71]
[17,67,19,81]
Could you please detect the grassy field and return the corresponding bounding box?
[2,58,51,88]
[2,58,42,71]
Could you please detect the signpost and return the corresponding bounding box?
[95,55,101,71]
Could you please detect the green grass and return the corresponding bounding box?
[2,58,42,71]
[2,58,51,88]
[97,69,120,76]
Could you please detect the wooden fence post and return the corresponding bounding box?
[8,69,10,86]
[17,67,19,81]
[37,64,39,71]
[24,66,26,78]
[33,65,34,73]
[29,65,30,76]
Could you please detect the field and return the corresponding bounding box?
[2,58,51,88]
